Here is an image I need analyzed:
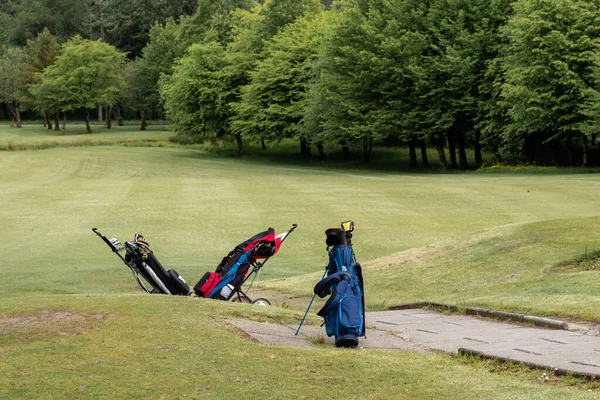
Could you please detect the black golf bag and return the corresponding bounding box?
[92,229,190,295]
[314,225,365,347]
[193,226,297,304]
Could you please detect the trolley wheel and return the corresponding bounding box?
[251,298,271,306]
[230,293,251,303]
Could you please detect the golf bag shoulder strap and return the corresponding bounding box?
[316,274,351,318]
[314,271,350,298]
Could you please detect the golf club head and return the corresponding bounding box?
[341,220,354,233]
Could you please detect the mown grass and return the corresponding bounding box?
[0,121,170,150]
[2,123,600,398]
[267,217,600,320]
[0,295,595,399]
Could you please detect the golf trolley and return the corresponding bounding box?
[93,224,298,305]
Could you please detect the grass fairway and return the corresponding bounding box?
[0,121,169,150]
[2,124,600,398]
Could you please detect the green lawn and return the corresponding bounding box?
[1,294,593,400]
[0,121,169,150]
[2,123,600,398]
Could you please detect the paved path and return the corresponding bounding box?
[230,309,600,379]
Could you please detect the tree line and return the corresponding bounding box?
[2,0,600,168]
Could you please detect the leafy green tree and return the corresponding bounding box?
[231,10,332,153]
[138,19,190,102]
[144,1,258,121]
[259,0,324,38]
[30,36,126,134]
[224,0,324,153]
[0,0,87,45]
[0,0,199,56]
[498,0,600,165]
[122,58,158,130]
[474,0,515,165]
[306,0,430,163]
[160,42,234,140]
[159,0,319,154]
[404,0,503,169]
[100,0,199,57]
[307,0,513,167]
[24,28,61,129]
[181,0,258,46]
[581,53,600,163]
[0,47,29,127]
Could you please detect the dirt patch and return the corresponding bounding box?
[545,251,600,274]
[545,260,600,274]
[0,310,114,337]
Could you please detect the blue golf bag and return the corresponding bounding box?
[314,227,365,347]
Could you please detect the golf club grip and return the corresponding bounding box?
[280,223,298,244]
[92,228,118,252]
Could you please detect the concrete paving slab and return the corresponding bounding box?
[228,318,425,351]
[297,325,425,351]
[230,309,600,378]
[228,319,318,348]
[370,310,600,378]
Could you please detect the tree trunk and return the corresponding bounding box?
[300,139,309,155]
[117,105,123,126]
[435,134,447,170]
[106,106,112,129]
[54,112,60,132]
[408,138,418,167]
[473,131,483,167]
[524,133,538,163]
[61,112,67,135]
[566,132,573,166]
[85,109,92,133]
[98,106,103,122]
[495,151,502,164]
[8,103,15,127]
[420,138,429,168]
[458,131,468,170]
[140,110,147,131]
[447,131,457,169]
[234,133,244,155]
[44,112,52,130]
[15,104,22,128]
[317,143,325,160]
[582,134,588,167]
[341,141,350,161]
[261,138,266,150]
[362,135,372,163]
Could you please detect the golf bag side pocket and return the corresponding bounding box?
[339,294,362,331]
[167,269,191,295]
[193,272,222,298]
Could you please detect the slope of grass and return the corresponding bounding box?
[268,217,600,320]
[0,295,595,400]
